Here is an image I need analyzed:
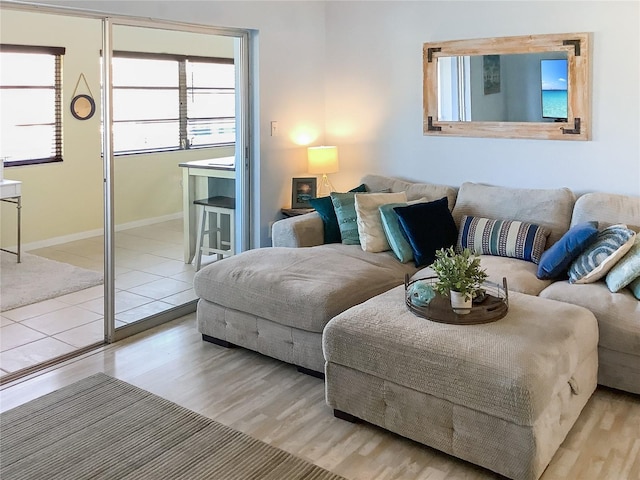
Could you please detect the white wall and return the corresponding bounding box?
[324,1,640,199]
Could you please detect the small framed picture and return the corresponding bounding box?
[291,177,317,208]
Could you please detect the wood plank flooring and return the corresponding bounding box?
[1,314,638,480]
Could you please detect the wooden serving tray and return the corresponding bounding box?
[405,276,509,325]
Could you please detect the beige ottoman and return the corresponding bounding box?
[323,286,598,480]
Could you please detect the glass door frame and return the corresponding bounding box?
[101,16,253,343]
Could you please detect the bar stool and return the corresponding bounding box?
[193,195,235,271]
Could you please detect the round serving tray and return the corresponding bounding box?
[405,275,509,325]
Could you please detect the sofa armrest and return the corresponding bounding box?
[272,212,324,247]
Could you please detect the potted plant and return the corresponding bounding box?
[431,247,488,314]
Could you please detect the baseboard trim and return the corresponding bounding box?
[20,213,182,251]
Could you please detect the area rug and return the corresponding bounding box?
[0,252,103,312]
[0,373,345,480]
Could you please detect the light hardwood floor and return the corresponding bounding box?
[1,313,638,480]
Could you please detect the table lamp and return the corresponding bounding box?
[308,146,339,197]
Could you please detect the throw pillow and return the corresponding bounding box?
[628,276,640,300]
[568,224,636,284]
[536,221,599,279]
[605,236,640,292]
[331,191,367,245]
[355,191,407,252]
[309,184,366,244]
[457,216,550,265]
[393,197,458,267]
[379,198,429,263]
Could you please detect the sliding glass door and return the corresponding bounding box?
[103,19,251,341]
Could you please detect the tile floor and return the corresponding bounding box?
[0,219,199,378]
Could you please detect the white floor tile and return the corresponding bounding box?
[0,337,77,373]
[0,323,46,352]
[21,306,102,336]
[115,270,163,290]
[140,259,194,277]
[52,319,122,348]
[115,301,175,324]
[2,299,70,322]
[162,288,199,306]
[57,285,105,305]
[1,316,15,327]
[128,278,192,300]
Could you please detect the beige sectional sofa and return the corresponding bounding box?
[195,174,640,394]
[194,174,639,479]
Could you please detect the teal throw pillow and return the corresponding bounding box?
[605,236,640,292]
[331,192,361,245]
[568,224,636,284]
[380,202,415,263]
[628,276,640,300]
[309,184,366,244]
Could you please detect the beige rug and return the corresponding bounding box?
[0,252,103,312]
[0,373,346,480]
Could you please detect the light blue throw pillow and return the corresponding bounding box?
[568,224,636,284]
[628,276,640,300]
[331,192,360,245]
[380,202,414,263]
[605,236,640,292]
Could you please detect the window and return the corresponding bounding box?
[0,45,65,167]
[111,52,234,155]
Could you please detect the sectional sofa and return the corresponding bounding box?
[193,174,638,479]
[194,174,640,396]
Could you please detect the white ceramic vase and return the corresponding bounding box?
[450,290,472,315]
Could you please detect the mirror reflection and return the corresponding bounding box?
[437,52,568,123]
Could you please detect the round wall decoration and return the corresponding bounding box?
[70,94,96,120]
[70,73,96,121]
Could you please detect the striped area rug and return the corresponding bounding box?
[0,373,345,480]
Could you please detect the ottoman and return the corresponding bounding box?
[323,286,599,480]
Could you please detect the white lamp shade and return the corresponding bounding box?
[308,146,339,174]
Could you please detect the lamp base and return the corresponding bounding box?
[317,174,336,197]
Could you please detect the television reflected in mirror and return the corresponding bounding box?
[541,58,568,120]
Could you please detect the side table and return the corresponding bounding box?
[0,179,22,263]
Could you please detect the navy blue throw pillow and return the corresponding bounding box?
[536,221,599,279]
[309,184,367,244]
[393,197,458,267]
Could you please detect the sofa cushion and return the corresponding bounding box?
[540,281,640,357]
[193,245,418,333]
[570,192,640,232]
[537,221,599,279]
[441,255,553,296]
[606,237,640,292]
[308,184,366,244]
[360,174,458,209]
[394,197,458,267]
[355,191,407,253]
[451,182,575,248]
[568,224,636,284]
[457,216,550,265]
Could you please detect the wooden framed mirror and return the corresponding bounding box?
[423,32,591,140]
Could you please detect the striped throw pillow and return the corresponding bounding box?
[568,224,636,284]
[457,216,550,264]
